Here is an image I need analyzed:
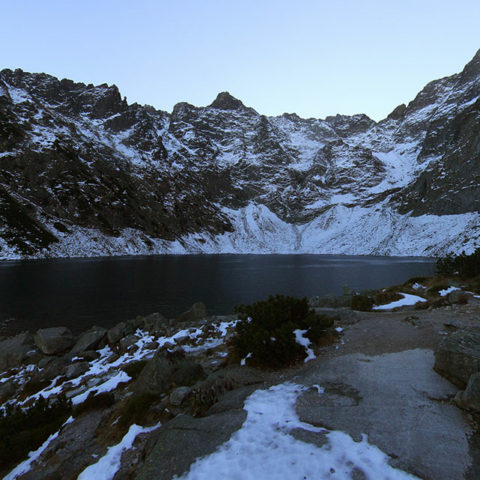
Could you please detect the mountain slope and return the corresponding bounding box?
[1,50,480,259]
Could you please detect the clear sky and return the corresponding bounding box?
[1,0,480,121]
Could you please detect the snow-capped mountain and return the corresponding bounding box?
[1,49,480,259]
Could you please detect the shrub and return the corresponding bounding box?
[232,295,333,368]
[119,393,157,428]
[436,248,480,278]
[121,360,149,380]
[351,295,374,312]
[373,291,403,306]
[73,391,115,417]
[0,395,72,474]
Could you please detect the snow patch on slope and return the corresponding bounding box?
[37,203,480,259]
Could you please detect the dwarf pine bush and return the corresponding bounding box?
[436,248,480,278]
[232,295,333,368]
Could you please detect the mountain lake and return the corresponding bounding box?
[0,254,436,336]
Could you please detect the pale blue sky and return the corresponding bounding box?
[2,0,480,121]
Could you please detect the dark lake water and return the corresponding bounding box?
[0,254,436,336]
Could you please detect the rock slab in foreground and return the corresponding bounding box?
[296,349,470,480]
[137,410,247,480]
[433,330,480,388]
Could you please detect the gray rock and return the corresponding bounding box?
[434,330,480,388]
[0,379,15,401]
[0,332,35,370]
[137,410,247,480]
[447,289,469,305]
[317,294,352,308]
[31,353,75,383]
[455,372,480,412]
[35,327,75,355]
[206,384,264,415]
[19,409,111,480]
[128,315,145,330]
[144,312,168,334]
[135,348,205,397]
[66,361,90,380]
[178,302,207,323]
[296,349,470,480]
[78,350,100,362]
[309,295,321,307]
[342,285,356,296]
[170,386,191,406]
[194,365,264,413]
[119,333,140,353]
[71,327,107,354]
[107,321,134,345]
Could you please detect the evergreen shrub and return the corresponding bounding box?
[0,395,72,473]
[351,295,374,312]
[436,248,480,278]
[232,295,333,368]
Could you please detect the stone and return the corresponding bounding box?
[31,353,76,383]
[35,327,75,355]
[178,302,207,323]
[0,332,35,370]
[170,386,191,406]
[135,348,205,397]
[296,349,470,480]
[128,315,145,330]
[66,361,90,380]
[447,289,469,305]
[342,285,356,297]
[455,372,480,412]
[0,379,15,401]
[194,365,264,414]
[309,295,321,307]
[78,350,100,362]
[119,333,140,353]
[317,294,352,308]
[107,325,124,345]
[144,312,168,334]
[70,327,107,354]
[137,410,247,480]
[434,330,480,388]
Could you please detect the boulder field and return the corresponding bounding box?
[0,298,479,480]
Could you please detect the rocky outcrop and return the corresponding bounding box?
[433,330,480,388]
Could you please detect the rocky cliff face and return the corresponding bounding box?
[1,50,480,258]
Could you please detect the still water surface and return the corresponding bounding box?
[0,254,436,335]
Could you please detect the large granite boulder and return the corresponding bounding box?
[0,332,35,370]
[135,348,205,397]
[71,326,107,355]
[434,330,480,388]
[35,327,75,355]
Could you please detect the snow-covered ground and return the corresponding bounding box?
[178,383,420,480]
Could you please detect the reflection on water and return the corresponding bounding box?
[0,255,436,335]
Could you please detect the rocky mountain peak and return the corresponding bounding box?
[209,91,246,111]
